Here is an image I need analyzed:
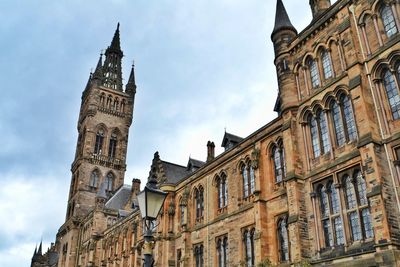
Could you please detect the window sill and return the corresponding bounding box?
[217,207,227,214]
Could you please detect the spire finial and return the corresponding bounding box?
[103,24,123,90]
[38,240,42,255]
[271,0,297,39]
[126,60,137,96]
[109,23,121,52]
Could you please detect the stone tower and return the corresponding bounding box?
[309,0,331,18]
[55,23,136,267]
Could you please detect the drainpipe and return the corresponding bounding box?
[349,5,400,215]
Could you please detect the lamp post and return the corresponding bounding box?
[137,175,168,267]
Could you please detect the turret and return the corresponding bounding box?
[125,64,137,98]
[309,0,331,19]
[271,0,298,114]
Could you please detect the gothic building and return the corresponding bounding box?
[33,0,400,266]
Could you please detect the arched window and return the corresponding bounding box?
[242,165,249,198]
[321,50,333,79]
[382,69,400,120]
[121,99,126,113]
[217,174,228,209]
[108,132,117,158]
[94,129,105,154]
[381,5,398,38]
[308,58,321,88]
[113,98,119,111]
[105,173,114,191]
[195,187,204,221]
[180,202,185,225]
[318,110,331,154]
[241,162,256,198]
[243,228,254,267]
[89,170,99,188]
[309,115,321,157]
[272,144,286,183]
[341,95,357,141]
[344,175,357,209]
[100,93,106,107]
[331,101,346,146]
[278,218,289,262]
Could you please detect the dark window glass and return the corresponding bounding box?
[334,217,345,245]
[242,166,249,198]
[323,219,334,247]
[273,147,283,183]
[309,59,320,88]
[108,133,117,158]
[344,176,357,209]
[362,208,374,238]
[278,219,289,261]
[310,116,321,157]
[383,70,400,120]
[381,5,398,37]
[329,183,340,214]
[332,102,346,146]
[342,95,357,141]
[94,130,104,154]
[349,211,362,241]
[89,171,98,188]
[319,111,331,154]
[322,50,333,79]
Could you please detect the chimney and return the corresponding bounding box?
[131,178,141,195]
[207,141,215,162]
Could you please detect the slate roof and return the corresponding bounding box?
[187,158,205,170]
[271,0,297,37]
[221,132,244,147]
[105,185,131,210]
[161,161,191,185]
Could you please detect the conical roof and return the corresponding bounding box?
[271,0,297,38]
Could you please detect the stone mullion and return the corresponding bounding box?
[372,15,384,47]
[333,180,348,247]
[391,3,400,32]
[310,192,321,253]
[324,109,335,158]
[301,123,311,171]
[295,73,302,100]
[360,24,372,55]
[373,79,390,135]
[302,67,311,96]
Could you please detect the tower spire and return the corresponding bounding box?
[271,0,297,38]
[103,23,124,91]
[38,240,42,255]
[125,62,137,96]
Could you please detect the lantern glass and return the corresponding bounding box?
[137,186,167,220]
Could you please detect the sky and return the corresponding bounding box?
[0,0,318,266]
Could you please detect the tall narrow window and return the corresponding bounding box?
[318,110,331,153]
[94,130,105,154]
[273,147,283,183]
[383,70,400,120]
[217,236,228,267]
[309,58,321,88]
[381,5,398,38]
[195,187,204,221]
[321,50,333,79]
[332,101,346,146]
[89,170,99,188]
[342,95,357,141]
[105,172,114,191]
[108,133,117,158]
[278,219,289,262]
[242,165,249,198]
[217,174,228,209]
[344,176,357,209]
[243,229,254,267]
[194,244,204,267]
[249,166,255,194]
[180,203,185,225]
[310,116,321,157]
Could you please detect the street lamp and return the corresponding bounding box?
[137,175,168,267]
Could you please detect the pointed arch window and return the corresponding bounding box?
[94,129,105,154]
[89,170,99,189]
[309,115,321,157]
[105,173,114,191]
[241,162,255,198]
[321,50,333,79]
[243,228,255,267]
[217,174,228,209]
[381,5,398,38]
[382,69,400,120]
[318,110,331,154]
[108,133,117,158]
[195,187,204,222]
[272,144,286,183]
[308,58,321,88]
[278,218,289,262]
[179,201,185,225]
[331,95,357,146]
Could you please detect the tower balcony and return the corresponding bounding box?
[89,154,125,170]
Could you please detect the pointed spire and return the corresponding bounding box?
[125,63,137,96]
[38,240,42,255]
[109,22,121,53]
[103,23,123,91]
[84,72,93,91]
[33,245,37,256]
[92,54,103,79]
[271,0,297,38]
